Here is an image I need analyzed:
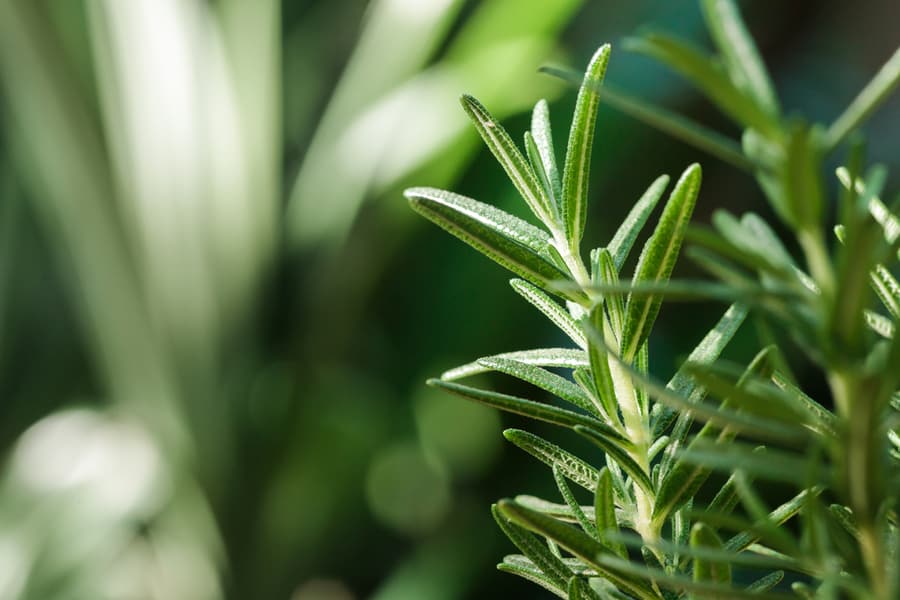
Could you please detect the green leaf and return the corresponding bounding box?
[595,468,627,558]
[620,163,702,361]
[711,211,795,275]
[496,500,658,599]
[605,529,799,572]
[460,95,554,222]
[566,577,592,600]
[511,279,587,348]
[585,306,622,426]
[740,212,796,268]
[699,0,780,116]
[607,175,669,272]
[624,32,780,139]
[405,187,580,298]
[574,425,654,497]
[441,348,588,380]
[538,67,754,172]
[690,523,731,584]
[504,429,601,493]
[782,120,824,229]
[525,131,557,216]
[771,371,838,438]
[745,571,784,593]
[514,495,603,526]
[654,302,749,436]
[679,442,825,486]
[870,265,900,320]
[428,379,606,432]
[492,504,573,590]
[531,99,563,208]
[497,559,567,599]
[652,349,773,528]
[596,250,626,336]
[478,356,597,414]
[864,310,894,339]
[553,465,600,541]
[562,44,611,247]
[825,46,900,151]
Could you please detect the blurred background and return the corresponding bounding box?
[0,0,897,598]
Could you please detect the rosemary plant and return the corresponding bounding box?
[407,1,900,598]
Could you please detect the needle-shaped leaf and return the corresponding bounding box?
[607,175,669,272]
[870,265,900,319]
[782,121,824,230]
[553,465,600,541]
[865,309,894,339]
[679,441,825,486]
[525,132,559,220]
[624,32,780,139]
[620,163,702,361]
[585,306,622,425]
[478,356,597,414]
[712,211,795,275]
[589,332,804,444]
[492,504,573,591]
[574,425,653,497]
[441,348,588,380]
[825,46,900,151]
[531,99,563,208]
[511,279,587,348]
[428,379,605,432]
[504,429,601,493]
[690,523,731,584]
[769,372,838,439]
[566,577,589,600]
[405,187,580,299]
[515,495,612,527]
[460,95,554,223]
[745,571,785,593]
[596,250,626,336]
[562,44,611,247]
[700,0,780,117]
[497,559,567,599]
[595,468,627,558]
[497,500,658,599]
[652,349,772,528]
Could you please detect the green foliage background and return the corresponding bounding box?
[0,1,897,598]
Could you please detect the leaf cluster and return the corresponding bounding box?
[407,2,900,598]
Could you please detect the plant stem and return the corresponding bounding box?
[830,370,888,599]
[554,230,659,544]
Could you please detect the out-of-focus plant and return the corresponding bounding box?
[407,1,900,597]
[0,0,595,597]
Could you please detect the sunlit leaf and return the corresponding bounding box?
[531,99,563,209]
[460,95,554,222]
[441,348,588,380]
[478,356,597,414]
[405,187,581,299]
[607,175,669,272]
[492,504,573,591]
[428,379,606,431]
[574,425,653,497]
[562,44,611,248]
[504,429,601,492]
[620,163,702,361]
[511,279,587,348]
